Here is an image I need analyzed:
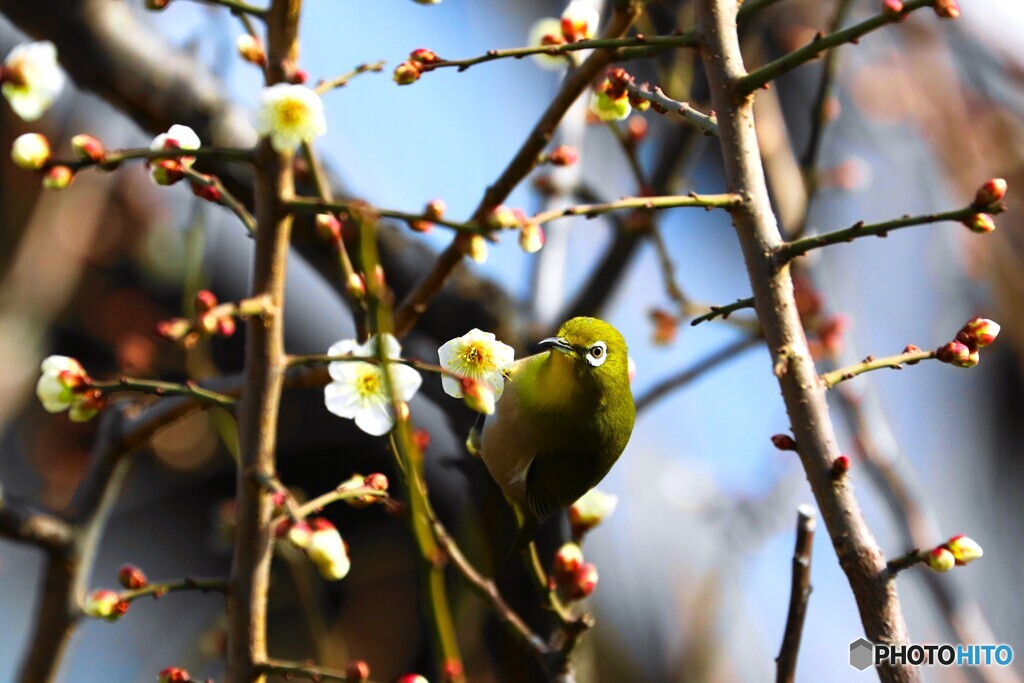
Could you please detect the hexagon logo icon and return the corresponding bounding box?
[849,638,874,671]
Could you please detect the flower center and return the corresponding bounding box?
[276,99,308,128]
[354,367,382,398]
[460,342,491,370]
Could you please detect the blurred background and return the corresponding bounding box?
[0,0,1022,681]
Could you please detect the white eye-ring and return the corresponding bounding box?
[586,341,608,367]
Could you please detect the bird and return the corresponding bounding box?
[479,316,635,554]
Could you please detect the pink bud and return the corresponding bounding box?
[832,454,851,478]
[564,562,599,601]
[118,564,148,590]
[459,378,495,415]
[193,290,218,313]
[216,316,236,338]
[933,0,960,19]
[443,659,464,681]
[518,222,545,254]
[959,318,1000,348]
[962,213,996,234]
[409,48,441,65]
[395,675,429,683]
[84,589,129,621]
[413,428,431,452]
[71,134,106,163]
[345,661,370,682]
[42,165,74,190]
[945,535,983,565]
[157,667,191,683]
[424,199,446,222]
[974,178,1007,207]
[935,340,972,367]
[546,145,578,167]
[316,213,342,242]
[927,547,955,572]
[485,205,520,230]
[553,543,584,581]
[881,0,904,19]
[364,473,389,491]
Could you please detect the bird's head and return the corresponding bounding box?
[539,317,631,392]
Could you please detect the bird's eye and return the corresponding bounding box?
[586,341,608,367]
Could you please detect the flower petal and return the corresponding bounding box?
[441,374,463,399]
[324,381,362,419]
[389,364,423,402]
[354,398,394,436]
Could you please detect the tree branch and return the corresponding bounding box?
[776,505,816,683]
[696,1,918,680]
[821,348,935,389]
[624,81,720,136]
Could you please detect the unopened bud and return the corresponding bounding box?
[307,518,350,581]
[569,488,618,537]
[946,535,983,565]
[553,542,584,581]
[932,0,960,19]
[589,90,631,122]
[927,547,955,573]
[157,667,191,683]
[145,0,171,9]
[564,562,599,600]
[962,213,995,234]
[409,48,441,65]
[959,318,1000,348]
[69,389,105,423]
[935,340,972,367]
[832,454,851,478]
[424,199,446,222]
[771,434,797,451]
[345,272,366,299]
[393,61,422,85]
[156,318,191,342]
[287,521,313,549]
[11,132,50,169]
[364,473,388,491]
[71,134,105,163]
[84,589,129,621]
[546,145,578,167]
[485,205,520,230]
[881,0,904,19]
[190,175,221,202]
[456,233,488,263]
[395,675,429,683]
[519,222,545,253]
[316,213,342,242]
[198,312,219,336]
[627,115,648,143]
[216,316,236,338]
[443,659,464,681]
[289,69,309,85]
[194,290,218,313]
[235,34,266,66]
[413,428,431,452]
[460,378,495,415]
[118,564,148,590]
[974,178,1007,207]
[345,661,370,682]
[903,344,923,364]
[42,165,73,190]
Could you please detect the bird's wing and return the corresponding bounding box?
[524,448,590,522]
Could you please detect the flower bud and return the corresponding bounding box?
[564,562,599,601]
[42,165,73,190]
[190,175,221,202]
[413,428,431,452]
[460,378,495,415]
[316,213,342,242]
[424,199,446,222]
[962,213,995,234]
[569,488,618,537]
[36,356,86,414]
[69,389,105,423]
[118,564,148,590]
[946,535,983,565]
[553,542,584,581]
[395,675,429,683]
[71,134,105,163]
[11,132,50,169]
[307,518,350,581]
[157,667,191,683]
[286,521,313,550]
[649,309,678,346]
[589,90,631,122]
[145,0,171,9]
[345,661,370,682]
[393,61,422,85]
[365,472,389,491]
[959,318,1000,348]
[409,48,441,65]
[235,34,266,66]
[935,340,972,367]
[485,205,520,230]
[926,547,955,573]
[881,0,904,19]
[771,434,797,451]
[832,454,851,478]
[338,474,376,508]
[932,0,960,19]
[193,289,218,314]
[546,145,578,167]
[974,178,1007,207]
[197,312,219,336]
[443,659,464,680]
[519,222,545,254]
[456,233,488,263]
[345,273,366,299]
[627,115,648,143]
[84,589,128,621]
[561,1,600,42]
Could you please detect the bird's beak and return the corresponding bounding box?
[539,336,573,354]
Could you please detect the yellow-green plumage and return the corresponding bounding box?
[480,317,635,551]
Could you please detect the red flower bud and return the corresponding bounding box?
[157,667,191,683]
[42,165,74,191]
[190,175,221,202]
[216,316,236,338]
[935,340,972,367]
[932,0,960,19]
[345,661,370,682]
[72,134,107,163]
[927,547,955,572]
[546,145,578,167]
[832,454,851,478]
[409,48,441,65]
[771,434,797,451]
[364,472,389,491]
[553,542,584,581]
[881,0,904,19]
[345,273,366,300]
[194,290,218,313]
[974,178,1007,207]
[563,562,599,601]
[959,318,1000,348]
[443,659,464,681]
[393,61,422,85]
[424,199,446,222]
[413,428,431,452]
[316,213,342,242]
[118,564,148,590]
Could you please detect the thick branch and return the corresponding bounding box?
[696,2,918,681]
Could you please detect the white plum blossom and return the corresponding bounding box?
[2,41,65,121]
[527,18,569,70]
[561,1,600,42]
[438,329,515,402]
[36,355,84,413]
[256,83,326,152]
[11,133,50,169]
[569,487,618,536]
[324,333,422,436]
[149,124,201,185]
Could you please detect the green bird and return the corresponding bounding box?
[480,317,635,552]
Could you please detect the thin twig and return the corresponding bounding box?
[117,576,228,604]
[314,60,386,95]
[776,506,816,683]
[181,167,257,235]
[50,146,255,173]
[257,659,361,682]
[624,81,720,136]
[182,0,268,18]
[689,297,755,326]
[820,348,935,389]
[739,0,936,93]
[634,335,761,412]
[91,377,237,408]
